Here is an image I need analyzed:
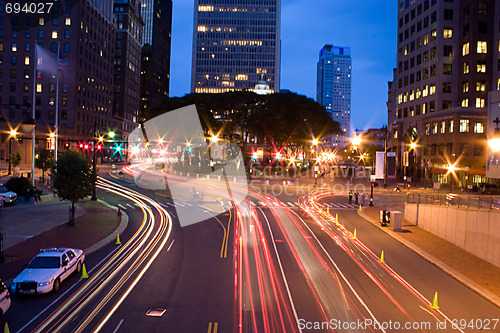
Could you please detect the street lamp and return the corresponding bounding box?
[7,129,17,175]
[488,117,500,152]
[410,142,417,184]
[446,163,456,193]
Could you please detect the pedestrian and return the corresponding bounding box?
[354,191,359,204]
[348,190,353,204]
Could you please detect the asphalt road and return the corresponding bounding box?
[4,171,500,333]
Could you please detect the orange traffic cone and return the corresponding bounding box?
[117,208,122,216]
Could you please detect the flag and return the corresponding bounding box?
[35,44,58,74]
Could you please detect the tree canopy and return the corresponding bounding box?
[51,150,95,224]
[147,91,342,148]
[35,149,53,182]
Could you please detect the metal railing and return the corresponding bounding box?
[407,193,500,211]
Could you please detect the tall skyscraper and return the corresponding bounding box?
[0,0,115,165]
[113,0,144,137]
[139,0,172,120]
[316,44,352,147]
[191,0,281,94]
[388,0,499,186]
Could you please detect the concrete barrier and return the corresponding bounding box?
[405,203,500,267]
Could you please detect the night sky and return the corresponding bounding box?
[169,0,397,133]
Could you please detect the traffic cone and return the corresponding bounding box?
[359,205,362,212]
[81,264,88,279]
[327,206,329,213]
[115,233,121,245]
[431,292,440,309]
[353,229,357,239]
[4,323,10,333]
[117,208,122,216]
[379,250,385,263]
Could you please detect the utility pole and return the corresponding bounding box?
[91,122,97,201]
[384,125,388,189]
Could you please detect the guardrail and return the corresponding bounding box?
[406,193,500,211]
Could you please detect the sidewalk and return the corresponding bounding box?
[358,205,500,308]
[0,197,127,284]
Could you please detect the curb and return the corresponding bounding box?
[357,208,500,308]
[83,199,129,255]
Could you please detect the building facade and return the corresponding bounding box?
[140,0,172,120]
[113,0,144,137]
[191,0,281,94]
[388,0,500,187]
[0,0,116,170]
[316,44,352,147]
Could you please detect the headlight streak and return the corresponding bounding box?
[31,177,172,333]
[301,191,467,333]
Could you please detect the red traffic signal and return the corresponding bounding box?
[79,143,84,149]
[97,145,102,150]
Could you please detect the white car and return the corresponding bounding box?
[11,248,85,295]
[0,185,17,206]
[0,279,11,326]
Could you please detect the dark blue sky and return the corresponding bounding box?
[169,0,397,132]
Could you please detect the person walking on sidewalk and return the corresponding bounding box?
[348,190,353,204]
[354,191,359,205]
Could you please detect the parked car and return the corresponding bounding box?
[11,248,85,295]
[479,183,500,194]
[0,279,11,326]
[0,185,17,206]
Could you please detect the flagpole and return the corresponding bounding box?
[54,42,60,162]
[31,41,37,187]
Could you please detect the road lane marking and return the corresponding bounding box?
[126,203,135,209]
[207,322,218,333]
[118,203,127,210]
[112,319,124,333]
[167,239,175,251]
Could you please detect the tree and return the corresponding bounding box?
[9,152,21,167]
[35,149,53,183]
[51,150,95,224]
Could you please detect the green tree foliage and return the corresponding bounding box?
[35,149,53,182]
[9,152,21,167]
[51,150,95,224]
[148,91,342,148]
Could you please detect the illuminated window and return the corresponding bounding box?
[403,92,408,102]
[477,61,486,73]
[440,121,446,134]
[398,94,403,104]
[52,31,58,39]
[36,83,42,92]
[409,90,414,101]
[24,56,29,65]
[477,41,487,53]
[474,122,484,133]
[430,84,436,95]
[422,85,428,97]
[449,121,454,133]
[462,42,469,55]
[433,123,438,134]
[463,81,469,92]
[425,124,430,135]
[39,18,44,26]
[463,62,469,74]
[198,5,214,11]
[443,28,452,38]
[416,88,421,99]
[404,45,408,55]
[235,74,248,80]
[65,18,71,25]
[197,26,207,32]
[498,78,500,90]
[422,103,427,114]
[462,99,468,107]
[476,80,486,91]
[460,119,469,132]
[431,29,437,40]
[423,34,429,45]
[11,43,17,52]
[475,98,485,108]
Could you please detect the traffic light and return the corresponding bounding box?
[65,142,70,148]
[79,143,84,149]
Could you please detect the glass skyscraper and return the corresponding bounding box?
[191,0,281,94]
[317,44,352,147]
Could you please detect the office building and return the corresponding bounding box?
[113,0,144,137]
[191,0,281,94]
[0,0,116,168]
[388,0,500,187]
[316,44,352,147]
[140,0,172,120]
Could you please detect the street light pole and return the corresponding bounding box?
[91,122,97,201]
[384,125,388,189]
[7,137,12,175]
